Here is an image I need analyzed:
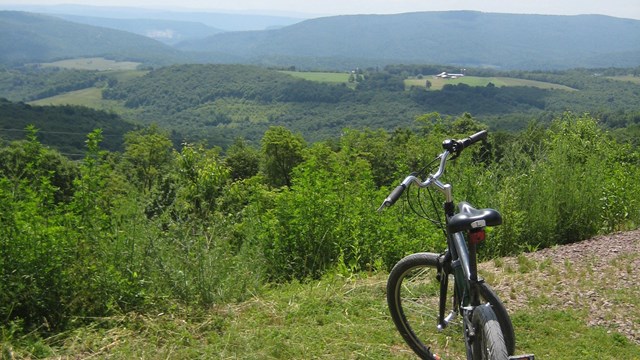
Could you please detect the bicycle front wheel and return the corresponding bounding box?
[387,252,467,359]
[471,304,508,360]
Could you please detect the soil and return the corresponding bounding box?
[479,229,640,344]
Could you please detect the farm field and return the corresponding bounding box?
[279,71,576,92]
[405,76,577,91]
[608,75,640,84]
[29,87,133,117]
[31,87,107,107]
[40,57,141,71]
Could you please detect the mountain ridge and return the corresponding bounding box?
[177,11,640,70]
[1,10,639,70]
[0,11,186,66]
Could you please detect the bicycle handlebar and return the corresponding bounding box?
[377,130,487,211]
[462,129,487,148]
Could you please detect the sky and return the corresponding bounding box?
[0,0,639,20]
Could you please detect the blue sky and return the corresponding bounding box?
[1,0,639,20]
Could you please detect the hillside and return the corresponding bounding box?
[177,11,640,70]
[3,4,304,31]
[0,11,186,66]
[53,14,224,45]
[3,10,639,71]
[94,64,640,146]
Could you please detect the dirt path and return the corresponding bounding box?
[479,229,640,344]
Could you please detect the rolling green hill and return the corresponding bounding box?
[177,11,640,70]
[95,64,640,146]
[0,11,186,66]
[5,63,640,150]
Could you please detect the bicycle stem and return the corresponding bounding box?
[400,150,454,203]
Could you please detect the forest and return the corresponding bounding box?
[3,63,640,153]
[2,111,640,347]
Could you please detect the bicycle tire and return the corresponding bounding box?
[387,252,465,359]
[471,304,508,360]
[478,283,515,356]
[387,253,514,359]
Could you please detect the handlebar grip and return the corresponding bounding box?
[387,184,406,205]
[461,130,487,149]
[378,184,406,211]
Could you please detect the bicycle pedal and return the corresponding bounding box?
[508,355,535,360]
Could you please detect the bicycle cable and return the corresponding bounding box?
[405,155,447,236]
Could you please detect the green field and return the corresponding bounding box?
[40,57,141,71]
[30,87,106,107]
[608,75,640,84]
[280,71,576,92]
[406,76,577,91]
[29,87,133,117]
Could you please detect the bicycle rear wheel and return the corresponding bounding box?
[387,252,467,359]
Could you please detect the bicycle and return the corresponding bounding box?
[379,130,534,360]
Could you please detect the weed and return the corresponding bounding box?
[517,254,536,273]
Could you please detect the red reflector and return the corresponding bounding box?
[469,229,486,244]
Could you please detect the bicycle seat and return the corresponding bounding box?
[447,202,502,233]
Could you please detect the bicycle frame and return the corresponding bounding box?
[437,209,484,332]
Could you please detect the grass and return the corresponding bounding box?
[405,76,577,91]
[512,310,638,359]
[3,263,639,359]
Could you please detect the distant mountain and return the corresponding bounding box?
[177,11,640,70]
[0,4,304,31]
[0,11,187,66]
[2,9,639,71]
[53,14,224,45]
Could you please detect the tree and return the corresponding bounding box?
[261,126,306,188]
[174,143,229,220]
[122,124,174,194]
[0,125,79,203]
[224,138,261,181]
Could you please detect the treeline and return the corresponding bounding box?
[3,64,640,153]
[102,64,352,112]
[1,113,639,341]
[0,98,135,155]
[409,83,549,115]
[99,64,640,147]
